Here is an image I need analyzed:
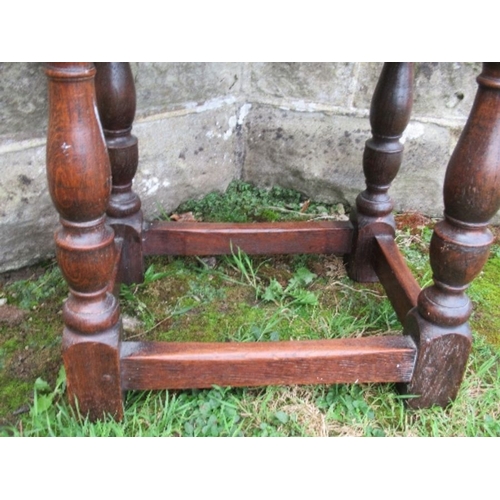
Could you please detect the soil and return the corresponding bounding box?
[395,212,434,234]
[0,305,27,326]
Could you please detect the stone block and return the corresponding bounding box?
[0,143,58,272]
[242,104,368,204]
[0,62,497,273]
[0,62,47,140]
[129,100,244,215]
[246,62,358,107]
[412,62,480,120]
[131,62,244,117]
[242,104,453,218]
[354,62,480,121]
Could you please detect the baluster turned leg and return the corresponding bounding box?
[348,63,414,282]
[45,63,123,420]
[405,63,500,408]
[95,62,144,285]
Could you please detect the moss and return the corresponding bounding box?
[0,264,66,424]
[469,248,500,347]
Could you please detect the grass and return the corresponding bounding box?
[0,181,499,437]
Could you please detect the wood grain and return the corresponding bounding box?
[143,220,353,256]
[121,336,416,390]
[373,234,420,323]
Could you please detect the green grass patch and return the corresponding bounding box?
[1,181,499,436]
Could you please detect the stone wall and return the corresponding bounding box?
[0,62,483,272]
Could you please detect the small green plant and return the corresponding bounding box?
[261,267,319,307]
[31,366,66,418]
[222,247,319,307]
[221,246,266,298]
[180,386,244,437]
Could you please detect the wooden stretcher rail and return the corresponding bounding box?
[120,336,417,390]
[143,221,353,256]
[373,235,421,323]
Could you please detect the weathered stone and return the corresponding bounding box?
[131,62,244,117]
[242,104,368,205]
[0,63,47,140]
[246,62,358,107]
[354,62,480,120]
[0,62,495,273]
[0,142,58,272]
[134,100,244,216]
[412,62,480,120]
[242,104,453,217]
[393,121,451,215]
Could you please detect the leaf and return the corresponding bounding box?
[269,331,280,341]
[250,325,263,341]
[30,393,52,418]
[35,394,54,414]
[292,267,317,286]
[274,411,289,424]
[290,289,318,306]
[34,377,51,393]
[143,265,170,284]
[56,366,66,389]
[262,279,283,302]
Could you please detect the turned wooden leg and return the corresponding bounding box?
[95,62,144,285]
[404,63,500,408]
[45,63,123,420]
[348,63,414,282]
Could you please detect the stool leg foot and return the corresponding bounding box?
[402,310,472,408]
[63,325,123,421]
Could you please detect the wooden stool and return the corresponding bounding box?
[45,63,500,420]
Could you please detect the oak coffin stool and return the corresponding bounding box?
[45,63,500,420]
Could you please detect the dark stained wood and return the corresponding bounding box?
[63,326,123,421]
[402,313,471,408]
[348,63,414,282]
[45,63,123,419]
[95,62,144,285]
[405,63,500,408]
[121,336,416,390]
[143,220,353,256]
[373,235,420,323]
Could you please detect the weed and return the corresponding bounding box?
[222,245,264,296]
[261,266,319,307]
